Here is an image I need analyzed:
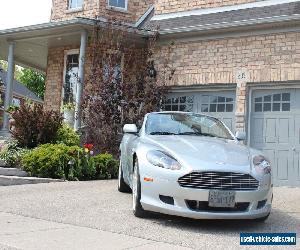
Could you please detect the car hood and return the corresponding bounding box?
[143,135,252,172]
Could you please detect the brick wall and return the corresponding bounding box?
[44,47,65,111]
[154,31,300,130]
[51,0,154,23]
[45,30,300,131]
[155,0,257,15]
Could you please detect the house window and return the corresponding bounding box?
[201,95,234,113]
[69,0,83,9]
[254,93,291,112]
[162,96,194,112]
[63,52,79,104]
[108,0,127,10]
[12,98,21,107]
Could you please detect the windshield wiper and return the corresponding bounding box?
[177,132,203,136]
[150,132,177,135]
[178,132,217,138]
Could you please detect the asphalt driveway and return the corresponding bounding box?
[0,180,299,250]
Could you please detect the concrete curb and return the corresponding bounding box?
[0,175,64,186]
[0,167,28,177]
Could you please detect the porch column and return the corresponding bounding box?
[74,30,88,131]
[2,42,15,132]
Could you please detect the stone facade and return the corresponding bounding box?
[45,0,300,132]
[155,31,300,130]
[154,0,257,14]
[51,0,154,23]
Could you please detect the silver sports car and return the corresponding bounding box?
[118,112,272,221]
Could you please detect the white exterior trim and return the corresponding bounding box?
[135,5,154,27]
[107,0,128,11]
[152,0,300,21]
[61,49,79,108]
[68,0,83,10]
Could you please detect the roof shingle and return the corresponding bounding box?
[143,2,300,32]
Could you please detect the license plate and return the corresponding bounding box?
[208,190,236,208]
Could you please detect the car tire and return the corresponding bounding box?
[255,213,270,222]
[118,160,131,193]
[132,160,147,218]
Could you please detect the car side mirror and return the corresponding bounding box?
[123,124,138,134]
[235,131,246,141]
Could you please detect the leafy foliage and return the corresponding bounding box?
[90,153,118,179]
[0,61,45,99]
[19,68,45,99]
[82,23,175,156]
[22,144,83,180]
[0,140,29,168]
[10,103,63,148]
[21,144,118,181]
[56,124,80,146]
[0,60,23,81]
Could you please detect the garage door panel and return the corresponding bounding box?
[277,150,290,180]
[222,118,233,132]
[278,118,290,143]
[164,90,236,132]
[251,88,299,187]
[294,151,300,182]
[265,118,276,143]
[252,118,264,144]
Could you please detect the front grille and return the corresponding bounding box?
[178,171,259,191]
[186,200,249,212]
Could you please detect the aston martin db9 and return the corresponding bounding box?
[118,112,272,221]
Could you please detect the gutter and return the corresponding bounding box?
[158,14,300,35]
[0,18,154,38]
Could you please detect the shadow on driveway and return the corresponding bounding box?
[142,208,300,235]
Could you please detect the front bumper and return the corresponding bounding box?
[140,166,272,220]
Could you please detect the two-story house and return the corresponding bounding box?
[0,0,300,187]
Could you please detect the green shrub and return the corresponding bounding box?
[0,140,29,168]
[21,144,118,181]
[56,124,80,146]
[21,144,83,180]
[90,153,118,179]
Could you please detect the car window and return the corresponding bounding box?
[145,113,233,140]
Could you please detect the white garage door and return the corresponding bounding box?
[250,89,300,187]
[163,90,236,132]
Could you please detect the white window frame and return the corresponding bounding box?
[12,98,21,107]
[68,0,83,10]
[107,0,128,11]
[62,49,80,107]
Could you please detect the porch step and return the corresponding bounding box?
[0,175,64,186]
[0,167,28,177]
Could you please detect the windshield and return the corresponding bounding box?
[145,113,233,140]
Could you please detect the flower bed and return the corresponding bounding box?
[0,103,119,181]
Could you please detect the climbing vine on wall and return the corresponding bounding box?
[82,21,175,156]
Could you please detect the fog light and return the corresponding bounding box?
[257,199,267,209]
[159,195,174,205]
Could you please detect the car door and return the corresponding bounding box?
[120,132,139,184]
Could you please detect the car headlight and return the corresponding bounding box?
[253,155,271,175]
[146,150,181,170]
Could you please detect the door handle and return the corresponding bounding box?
[292,147,296,152]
